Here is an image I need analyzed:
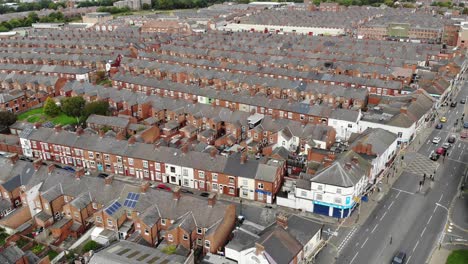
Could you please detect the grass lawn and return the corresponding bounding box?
[18,108,77,126]
[447,250,468,264]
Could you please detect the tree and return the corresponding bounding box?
[61,96,85,118]
[142,3,151,10]
[0,111,17,128]
[43,98,61,117]
[83,101,110,119]
[463,7,468,14]
[82,240,102,253]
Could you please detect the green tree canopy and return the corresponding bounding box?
[61,96,86,118]
[43,98,61,117]
[83,101,110,119]
[0,111,17,128]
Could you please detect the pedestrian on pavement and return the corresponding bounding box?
[390,236,392,245]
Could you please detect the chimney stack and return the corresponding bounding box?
[140,181,150,193]
[116,131,125,140]
[54,125,62,133]
[33,122,41,129]
[240,152,247,164]
[128,136,136,145]
[47,164,55,174]
[255,243,265,256]
[276,213,288,229]
[8,153,19,165]
[75,167,85,179]
[98,129,105,138]
[181,144,189,154]
[33,159,42,171]
[104,175,113,185]
[351,156,359,165]
[400,106,408,114]
[76,127,84,136]
[207,193,216,207]
[209,148,217,159]
[173,186,181,200]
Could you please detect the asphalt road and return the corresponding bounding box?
[336,82,468,264]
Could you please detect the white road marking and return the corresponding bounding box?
[433,206,438,214]
[388,201,395,209]
[371,224,379,233]
[427,215,433,225]
[421,226,427,237]
[439,194,444,202]
[361,237,369,249]
[380,212,387,221]
[412,240,420,252]
[391,188,415,195]
[395,191,401,198]
[350,252,359,264]
[407,255,412,263]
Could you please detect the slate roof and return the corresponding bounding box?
[311,150,370,187]
[349,128,397,156]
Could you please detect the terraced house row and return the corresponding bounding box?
[19,126,284,204]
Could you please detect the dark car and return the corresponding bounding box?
[435,123,443,129]
[200,192,210,197]
[98,173,109,179]
[180,189,194,194]
[63,166,75,172]
[392,252,406,264]
[464,122,468,129]
[430,152,440,161]
[156,184,171,191]
[450,102,457,107]
[447,135,456,143]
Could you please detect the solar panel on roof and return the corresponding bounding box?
[134,194,140,200]
[127,193,133,199]
[124,200,130,207]
[124,192,140,208]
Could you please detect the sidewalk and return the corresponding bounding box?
[427,248,450,264]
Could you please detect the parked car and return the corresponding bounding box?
[430,152,440,161]
[156,184,171,191]
[432,137,441,144]
[442,143,452,150]
[435,123,443,129]
[98,173,109,179]
[440,117,447,123]
[200,192,210,197]
[461,98,466,104]
[461,130,468,138]
[180,189,194,194]
[435,147,446,155]
[447,135,456,143]
[464,122,468,128]
[450,102,457,107]
[392,252,407,264]
[63,166,75,172]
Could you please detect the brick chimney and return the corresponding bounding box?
[255,243,265,256]
[33,159,42,171]
[75,167,85,179]
[128,136,136,145]
[400,106,408,114]
[54,125,62,133]
[173,186,181,200]
[207,193,216,207]
[33,122,41,129]
[140,181,150,193]
[276,213,288,229]
[8,153,19,165]
[240,152,247,164]
[351,156,359,165]
[76,127,84,136]
[98,129,105,138]
[181,144,189,154]
[104,175,113,185]
[209,148,217,159]
[47,164,55,174]
[116,131,125,140]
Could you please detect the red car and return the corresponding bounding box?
[156,183,171,191]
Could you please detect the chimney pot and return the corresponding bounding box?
[76,127,84,136]
[47,164,55,174]
[104,175,113,185]
[33,159,42,171]
[173,186,181,200]
[8,153,19,165]
[207,193,216,207]
[276,213,288,229]
[140,181,150,193]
